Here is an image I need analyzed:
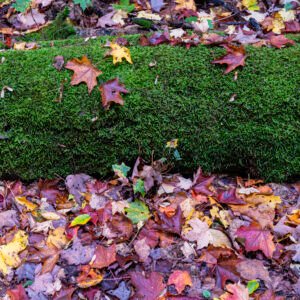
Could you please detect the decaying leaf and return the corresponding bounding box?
[100,78,129,109]
[65,56,102,94]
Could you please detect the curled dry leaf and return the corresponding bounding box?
[212,45,247,74]
[100,78,129,110]
[65,56,102,94]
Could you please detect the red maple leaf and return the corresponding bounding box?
[268,35,295,49]
[130,271,166,300]
[167,270,192,294]
[212,45,247,74]
[100,78,129,109]
[65,56,102,94]
[236,222,275,258]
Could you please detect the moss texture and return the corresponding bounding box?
[0,36,299,181]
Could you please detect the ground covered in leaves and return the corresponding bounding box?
[0,158,299,299]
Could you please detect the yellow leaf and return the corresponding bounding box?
[13,42,26,50]
[0,230,28,275]
[108,42,133,65]
[41,211,61,220]
[15,196,38,211]
[242,0,259,11]
[175,0,196,11]
[272,13,285,34]
[47,227,68,249]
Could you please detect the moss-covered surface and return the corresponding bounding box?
[0,35,299,181]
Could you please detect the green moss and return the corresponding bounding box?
[0,36,299,181]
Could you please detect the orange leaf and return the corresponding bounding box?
[220,282,249,300]
[65,56,102,94]
[212,45,247,74]
[167,270,192,294]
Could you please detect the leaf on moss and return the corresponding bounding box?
[212,45,247,74]
[100,78,129,110]
[106,42,133,65]
[65,56,102,94]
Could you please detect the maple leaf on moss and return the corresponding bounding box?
[107,42,133,65]
[125,200,151,224]
[112,162,131,178]
[65,56,102,94]
[100,78,129,110]
[236,222,275,258]
[212,45,247,74]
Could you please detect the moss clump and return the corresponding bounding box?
[0,36,299,181]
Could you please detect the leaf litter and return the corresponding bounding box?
[0,157,298,299]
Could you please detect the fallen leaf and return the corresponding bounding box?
[268,35,295,49]
[70,214,91,227]
[46,227,68,249]
[236,222,275,258]
[100,78,129,109]
[134,238,151,262]
[220,282,249,300]
[15,196,38,211]
[175,0,196,11]
[212,45,247,74]
[53,56,65,71]
[242,0,259,11]
[7,284,28,300]
[130,271,166,300]
[77,267,103,288]
[65,56,102,94]
[125,200,151,224]
[107,42,133,65]
[0,230,28,275]
[92,244,117,268]
[217,188,246,205]
[167,270,192,294]
[184,218,231,249]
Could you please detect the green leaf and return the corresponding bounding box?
[185,16,198,23]
[23,280,33,288]
[112,162,131,178]
[113,0,135,13]
[73,0,92,11]
[247,280,259,295]
[133,179,146,197]
[125,200,151,224]
[12,0,31,12]
[173,149,182,161]
[207,19,213,29]
[202,290,211,298]
[70,214,91,227]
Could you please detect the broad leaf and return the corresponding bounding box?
[70,214,91,227]
[65,56,102,94]
[125,200,151,224]
[236,222,275,258]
